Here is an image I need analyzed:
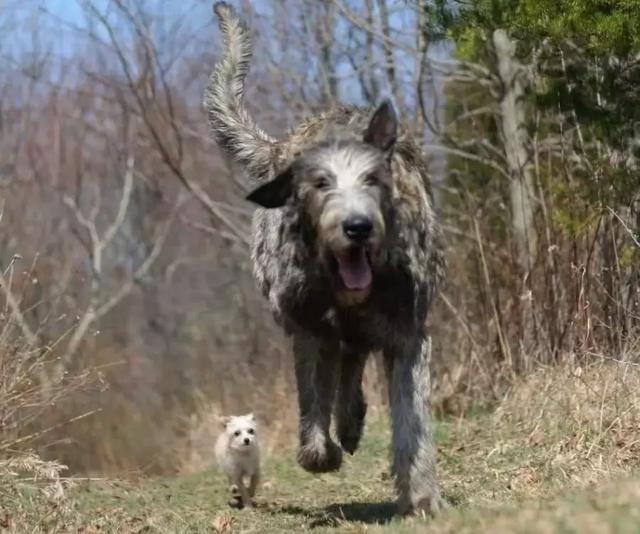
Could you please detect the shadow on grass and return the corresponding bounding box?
[273,501,396,528]
[322,501,397,525]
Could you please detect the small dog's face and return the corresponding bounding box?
[247,101,398,306]
[222,413,257,452]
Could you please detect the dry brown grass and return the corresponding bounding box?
[436,355,640,510]
[0,331,100,531]
[0,336,100,456]
[495,358,640,488]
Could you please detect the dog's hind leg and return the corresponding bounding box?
[335,349,368,454]
[384,335,446,516]
[292,329,342,473]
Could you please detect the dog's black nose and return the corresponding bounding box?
[244,437,250,445]
[343,215,373,242]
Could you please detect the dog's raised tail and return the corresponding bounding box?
[204,2,276,181]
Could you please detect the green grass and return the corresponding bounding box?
[5,394,640,533]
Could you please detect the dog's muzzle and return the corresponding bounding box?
[331,215,374,291]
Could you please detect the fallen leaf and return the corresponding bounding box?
[211,513,234,533]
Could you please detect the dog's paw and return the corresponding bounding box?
[397,491,448,517]
[337,420,363,454]
[337,402,367,454]
[297,438,343,473]
[227,485,245,509]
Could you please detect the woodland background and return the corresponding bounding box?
[0,0,638,478]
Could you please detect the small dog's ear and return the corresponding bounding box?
[247,412,256,421]
[218,415,231,429]
[364,99,397,152]
[246,168,293,209]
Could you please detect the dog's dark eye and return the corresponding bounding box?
[247,428,255,435]
[314,176,330,191]
[364,174,378,186]
[234,430,241,437]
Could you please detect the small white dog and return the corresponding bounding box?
[215,413,260,509]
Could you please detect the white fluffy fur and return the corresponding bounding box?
[324,145,380,190]
[215,413,261,509]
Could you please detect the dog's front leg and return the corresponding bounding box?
[228,483,242,508]
[233,476,253,509]
[292,329,342,473]
[248,470,260,498]
[384,335,446,516]
[335,349,368,454]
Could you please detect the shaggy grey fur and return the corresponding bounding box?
[204,2,447,516]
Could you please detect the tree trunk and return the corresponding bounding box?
[493,29,537,272]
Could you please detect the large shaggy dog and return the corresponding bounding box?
[204,2,446,515]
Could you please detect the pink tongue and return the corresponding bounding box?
[336,249,372,290]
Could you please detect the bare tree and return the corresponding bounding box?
[60,153,179,377]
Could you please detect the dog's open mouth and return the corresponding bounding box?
[332,247,372,291]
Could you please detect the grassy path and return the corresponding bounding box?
[7,364,640,532]
[10,416,640,532]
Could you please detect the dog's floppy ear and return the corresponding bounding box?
[364,99,397,152]
[246,167,293,209]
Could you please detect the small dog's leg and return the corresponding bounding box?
[248,470,260,498]
[234,477,253,509]
[292,329,342,473]
[336,349,368,454]
[228,483,242,508]
[384,335,446,516]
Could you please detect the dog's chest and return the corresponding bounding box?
[331,296,416,350]
[333,309,392,349]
